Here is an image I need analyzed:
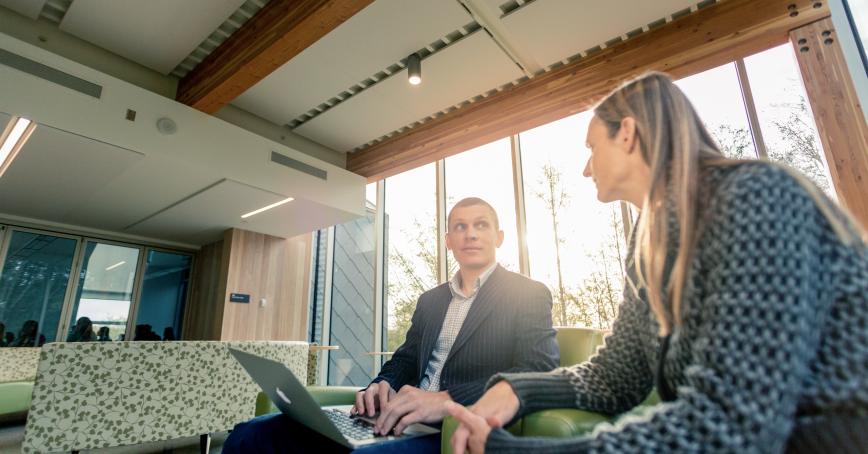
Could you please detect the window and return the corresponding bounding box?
[444,138,520,274]
[675,63,758,159]
[67,241,141,342]
[326,183,377,386]
[519,111,627,329]
[744,44,835,194]
[0,229,77,346]
[383,164,437,353]
[133,250,192,342]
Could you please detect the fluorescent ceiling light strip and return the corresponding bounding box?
[0,117,33,165]
[105,261,126,271]
[241,197,294,219]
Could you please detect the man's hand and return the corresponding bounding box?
[352,381,395,417]
[447,402,500,454]
[374,385,452,435]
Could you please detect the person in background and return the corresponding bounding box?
[11,320,38,347]
[448,72,868,453]
[67,317,96,342]
[97,326,111,342]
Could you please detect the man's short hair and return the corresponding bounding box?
[447,197,500,231]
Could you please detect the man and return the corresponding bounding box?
[224,197,558,453]
[354,197,559,439]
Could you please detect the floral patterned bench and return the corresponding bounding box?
[22,341,310,453]
[0,347,41,422]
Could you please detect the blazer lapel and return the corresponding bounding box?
[445,265,505,361]
[418,285,451,378]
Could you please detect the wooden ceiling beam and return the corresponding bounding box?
[347,0,830,181]
[176,0,373,114]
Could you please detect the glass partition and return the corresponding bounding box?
[0,229,78,346]
[133,250,192,341]
[67,241,141,342]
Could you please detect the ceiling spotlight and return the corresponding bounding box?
[407,53,421,86]
[0,116,36,178]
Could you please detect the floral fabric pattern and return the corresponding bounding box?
[22,341,308,453]
[0,348,40,383]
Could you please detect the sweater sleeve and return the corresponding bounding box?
[485,166,829,453]
[487,261,655,418]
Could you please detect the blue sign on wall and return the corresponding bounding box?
[229,293,250,303]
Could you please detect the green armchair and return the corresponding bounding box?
[440,327,656,454]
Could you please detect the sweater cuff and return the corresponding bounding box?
[486,370,577,418]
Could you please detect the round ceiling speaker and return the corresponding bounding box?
[156,117,177,135]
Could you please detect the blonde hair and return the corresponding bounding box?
[594,72,863,335]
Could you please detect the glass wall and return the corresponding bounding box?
[444,138,520,274]
[0,229,77,346]
[67,241,141,342]
[744,44,835,193]
[134,250,192,342]
[519,111,627,329]
[675,63,758,159]
[383,164,437,353]
[326,183,377,386]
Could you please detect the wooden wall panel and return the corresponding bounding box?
[182,239,229,340]
[790,18,868,231]
[220,229,312,341]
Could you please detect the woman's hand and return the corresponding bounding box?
[448,381,520,454]
[447,402,498,454]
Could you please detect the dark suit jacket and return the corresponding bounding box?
[371,265,559,405]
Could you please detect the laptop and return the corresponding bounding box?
[229,348,440,448]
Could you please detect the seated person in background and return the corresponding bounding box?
[10,320,38,347]
[447,72,868,453]
[67,317,96,342]
[97,326,111,342]
[224,197,559,453]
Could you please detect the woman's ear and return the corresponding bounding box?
[619,117,638,154]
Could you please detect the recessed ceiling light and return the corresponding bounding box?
[241,197,294,219]
[0,117,37,178]
[105,261,126,271]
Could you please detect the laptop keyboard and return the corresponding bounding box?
[323,409,377,440]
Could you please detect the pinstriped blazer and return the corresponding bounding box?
[372,265,559,405]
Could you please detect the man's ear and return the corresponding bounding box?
[619,117,638,154]
[445,232,453,251]
[495,230,504,248]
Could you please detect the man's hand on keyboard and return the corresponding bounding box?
[352,381,395,418]
[374,385,452,436]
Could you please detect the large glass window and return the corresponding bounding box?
[0,229,77,346]
[444,138,520,274]
[744,44,835,194]
[133,250,191,342]
[675,63,758,159]
[67,241,141,342]
[383,164,437,352]
[326,183,377,386]
[519,111,627,329]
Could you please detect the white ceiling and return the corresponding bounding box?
[0,0,708,154]
[232,0,473,126]
[0,0,46,20]
[0,120,355,246]
[58,0,245,75]
[497,0,698,67]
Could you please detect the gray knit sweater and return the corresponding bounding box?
[485,163,868,453]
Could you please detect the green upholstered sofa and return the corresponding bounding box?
[0,347,40,423]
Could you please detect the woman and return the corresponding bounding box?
[448,72,868,453]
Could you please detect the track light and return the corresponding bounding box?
[407,53,421,85]
[0,116,36,178]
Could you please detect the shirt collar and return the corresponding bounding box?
[449,262,498,300]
